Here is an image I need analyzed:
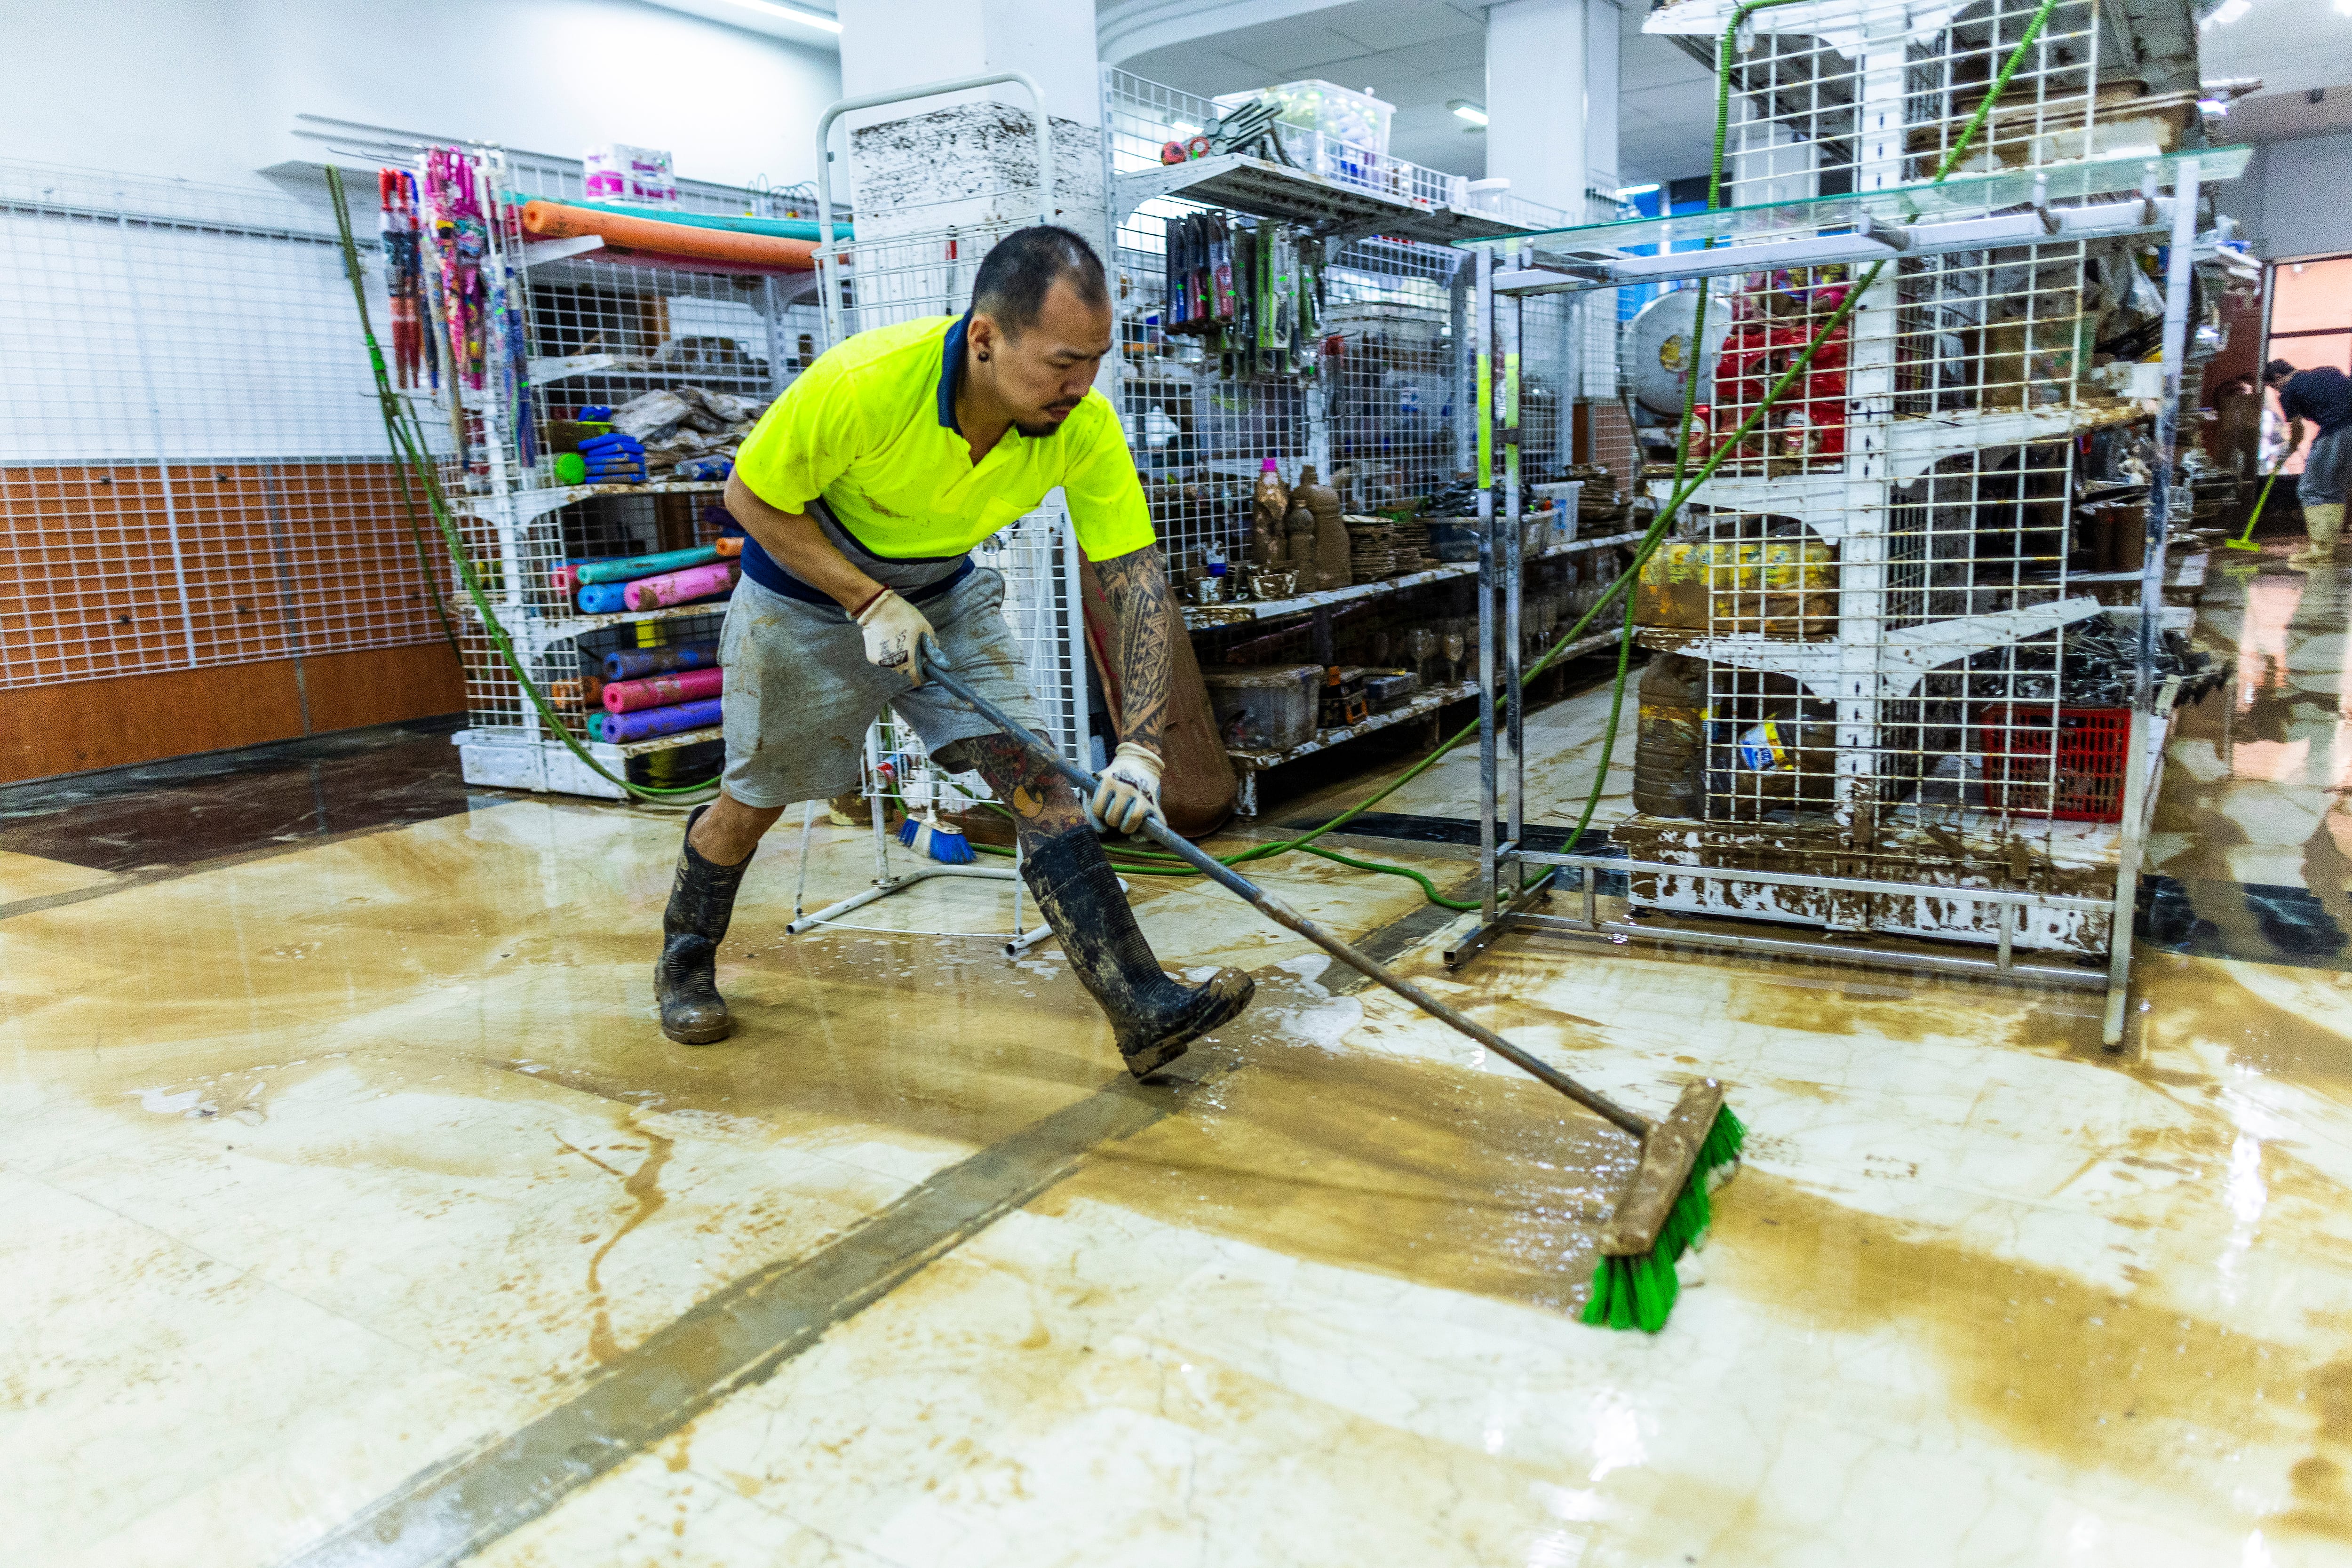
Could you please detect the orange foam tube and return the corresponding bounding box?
[519,201,816,272]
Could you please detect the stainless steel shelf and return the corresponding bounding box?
[1184,530,1644,629]
[1115,152,1549,245]
[1224,627,1627,774]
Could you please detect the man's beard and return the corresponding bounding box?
[1014,406,1080,438]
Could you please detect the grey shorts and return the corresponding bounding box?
[716,567,1046,808]
[2300,424,2352,506]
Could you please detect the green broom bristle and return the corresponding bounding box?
[1580,1104,1744,1335]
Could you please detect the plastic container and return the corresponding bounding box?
[1424,519,1479,563]
[1201,665,1322,754]
[1532,481,1583,543]
[1636,538,1837,639]
[1216,80,1393,157]
[1976,705,2129,821]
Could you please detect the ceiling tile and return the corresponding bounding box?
[1330,3,1483,52]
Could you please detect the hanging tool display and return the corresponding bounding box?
[377,170,426,390]
[422,148,489,392]
[1162,209,1322,379]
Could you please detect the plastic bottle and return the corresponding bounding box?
[1251,457,1289,568]
[1285,494,1318,577]
[1298,463,1350,591]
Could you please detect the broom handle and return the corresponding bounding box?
[2230,463,2286,543]
[918,638,1650,1138]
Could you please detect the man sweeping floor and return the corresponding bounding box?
[655,225,1254,1074]
[2265,356,2351,569]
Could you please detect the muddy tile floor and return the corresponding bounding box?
[4,550,2350,1567]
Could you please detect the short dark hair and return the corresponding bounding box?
[2265,358,2298,382]
[970,225,1108,337]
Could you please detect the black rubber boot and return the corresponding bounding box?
[1022,825,1255,1078]
[655,805,750,1045]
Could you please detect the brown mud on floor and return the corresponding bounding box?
[1712,1170,2352,1544]
[2134,951,2352,1096]
[1039,1037,1642,1315]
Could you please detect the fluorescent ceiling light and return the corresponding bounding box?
[1450,101,1489,127]
[1615,182,1662,199]
[719,0,842,31]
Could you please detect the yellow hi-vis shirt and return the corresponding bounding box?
[731,312,1154,564]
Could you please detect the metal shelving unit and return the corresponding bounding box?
[1103,67,1626,797]
[1440,0,2241,1043]
[383,142,828,799]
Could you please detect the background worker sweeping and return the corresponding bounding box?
[2264,357,2352,569]
[655,225,1254,1073]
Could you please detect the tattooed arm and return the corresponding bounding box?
[1091,544,1178,756]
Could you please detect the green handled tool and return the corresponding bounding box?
[916,636,1743,1332]
[2225,464,2288,552]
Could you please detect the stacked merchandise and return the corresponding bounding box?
[1560,463,1630,528]
[557,388,771,485]
[583,642,723,743]
[551,543,741,615]
[1344,516,1397,580]
[1389,516,1432,575]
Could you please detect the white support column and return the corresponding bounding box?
[833,0,1105,246]
[1486,0,1589,219]
[1832,19,1908,846]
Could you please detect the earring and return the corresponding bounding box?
[978,351,990,360]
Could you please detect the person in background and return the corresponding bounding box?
[2264,358,2351,569]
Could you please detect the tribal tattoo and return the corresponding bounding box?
[934,734,1086,846]
[1092,544,1176,757]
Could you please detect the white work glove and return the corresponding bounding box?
[1089,742,1165,835]
[855,588,935,684]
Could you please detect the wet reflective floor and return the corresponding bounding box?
[4,551,2350,1567]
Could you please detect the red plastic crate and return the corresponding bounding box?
[1976,705,2129,822]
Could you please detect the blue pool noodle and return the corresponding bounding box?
[598,697,723,743]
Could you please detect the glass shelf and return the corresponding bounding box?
[1451,144,2251,254]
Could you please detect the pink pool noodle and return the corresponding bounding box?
[624,561,738,612]
[604,665,724,713]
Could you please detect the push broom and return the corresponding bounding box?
[917,637,1743,1333]
[2224,462,2287,553]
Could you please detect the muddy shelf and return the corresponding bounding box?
[1115,151,1551,246]
[1185,530,1643,629]
[1223,626,1626,816]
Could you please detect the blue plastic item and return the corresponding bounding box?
[578,582,631,614]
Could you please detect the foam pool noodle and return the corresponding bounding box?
[624,561,737,612]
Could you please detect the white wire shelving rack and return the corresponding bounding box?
[378,139,831,799]
[1103,67,1643,810]
[1441,0,2243,1044]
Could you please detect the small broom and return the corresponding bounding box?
[919,637,1743,1336]
[899,803,976,864]
[895,759,977,864]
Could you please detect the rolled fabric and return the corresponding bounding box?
[624,561,738,612]
[575,544,720,585]
[578,582,631,614]
[604,642,719,681]
[604,665,724,713]
[598,696,723,743]
[518,200,817,273]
